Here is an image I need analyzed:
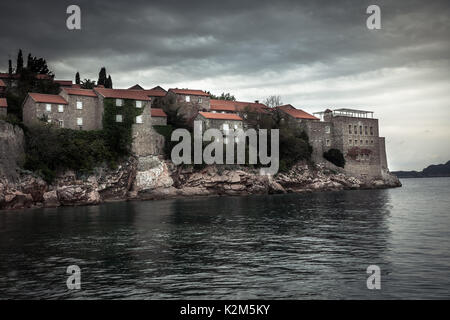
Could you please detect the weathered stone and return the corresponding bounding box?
[43,190,60,207]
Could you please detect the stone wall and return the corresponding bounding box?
[0,120,24,181]
[57,91,101,130]
[151,116,167,126]
[166,91,211,120]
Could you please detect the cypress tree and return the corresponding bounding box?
[105,75,113,88]
[27,53,33,70]
[98,67,107,86]
[16,49,23,73]
[75,72,80,84]
[8,59,12,74]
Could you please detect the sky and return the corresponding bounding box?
[0,0,449,171]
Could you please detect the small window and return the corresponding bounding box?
[136,115,143,124]
[116,114,123,122]
[77,101,83,109]
[136,101,142,108]
[58,105,64,113]
[360,140,363,145]
[234,136,239,143]
[116,99,123,106]
[234,124,238,129]
[370,127,374,135]
[355,139,358,145]
[366,140,368,145]
[371,140,374,144]
[224,137,229,144]
[326,139,331,146]
[359,126,362,134]
[185,96,190,102]
[58,120,64,128]
[77,117,83,126]
[356,154,360,160]
[348,125,352,134]
[325,126,330,134]
[365,126,368,135]
[354,125,357,134]
[212,110,217,113]
[349,139,352,145]
[198,98,202,103]
[223,123,229,131]
[46,104,52,112]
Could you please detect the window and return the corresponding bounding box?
[198,98,202,103]
[116,99,123,106]
[359,126,362,134]
[185,96,190,102]
[77,117,83,126]
[224,137,229,144]
[371,140,374,144]
[326,139,331,146]
[234,137,239,143]
[366,140,368,145]
[354,125,357,134]
[234,124,238,129]
[349,125,352,134]
[136,101,142,108]
[58,120,64,128]
[77,101,83,109]
[370,127,374,135]
[355,139,358,145]
[365,126,368,135]
[46,104,51,112]
[58,105,64,113]
[136,115,143,124]
[116,114,123,122]
[349,139,352,145]
[360,140,363,145]
[212,111,217,113]
[222,123,229,132]
[325,126,330,134]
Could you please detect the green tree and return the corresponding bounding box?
[8,59,13,74]
[80,79,96,89]
[209,92,236,101]
[98,67,107,86]
[75,72,80,84]
[105,75,113,88]
[16,49,23,73]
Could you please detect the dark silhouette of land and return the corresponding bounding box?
[393,161,450,178]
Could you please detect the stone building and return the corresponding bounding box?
[58,88,102,130]
[210,99,271,129]
[306,108,388,180]
[22,93,69,128]
[166,88,211,120]
[0,98,7,117]
[151,108,167,125]
[274,104,319,127]
[195,111,243,144]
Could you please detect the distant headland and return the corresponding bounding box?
[393,161,450,178]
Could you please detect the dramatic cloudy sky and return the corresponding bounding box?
[0,0,449,170]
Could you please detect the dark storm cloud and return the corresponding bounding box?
[0,0,448,78]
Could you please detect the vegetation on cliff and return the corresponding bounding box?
[323,148,346,168]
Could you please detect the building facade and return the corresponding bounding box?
[166,89,211,120]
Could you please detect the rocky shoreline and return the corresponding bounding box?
[0,155,402,210]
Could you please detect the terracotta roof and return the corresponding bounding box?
[143,89,167,97]
[210,99,270,114]
[151,86,166,92]
[198,111,242,121]
[169,88,210,96]
[94,88,151,101]
[0,98,7,108]
[63,88,97,97]
[151,108,167,117]
[0,73,20,79]
[0,79,5,87]
[28,93,68,105]
[36,74,53,80]
[71,84,81,89]
[54,80,73,86]
[276,104,319,120]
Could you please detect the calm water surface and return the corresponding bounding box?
[0,178,449,299]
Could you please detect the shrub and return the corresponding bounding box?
[323,148,346,168]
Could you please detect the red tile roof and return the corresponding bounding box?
[128,84,144,90]
[169,88,210,96]
[71,84,81,89]
[35,74,53,80]
[276,104,319,120]
[54,80,73,86]
[151,86,166,92]
[0,79,5,87]
[151,108,167,117]
[94,88,151,101]
[0,73,20,79]
[28,93,68,105]
[198,111,242,121]
[63,88,97,97]
[0,98,7,108]
[143,89,167,97]
[210,99,270,114]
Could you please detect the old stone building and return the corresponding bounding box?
[210,99,271,129]
[195,111,243,144]
[0,79,5,97]
[22,93,69,128]
[58,88,102,130]
[306,108,388,180]
[166,88,211,120]
[0,98,7,117]
[151,108,167,125]
[274,104,319,127]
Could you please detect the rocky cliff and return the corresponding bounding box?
[0,121,401,210]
